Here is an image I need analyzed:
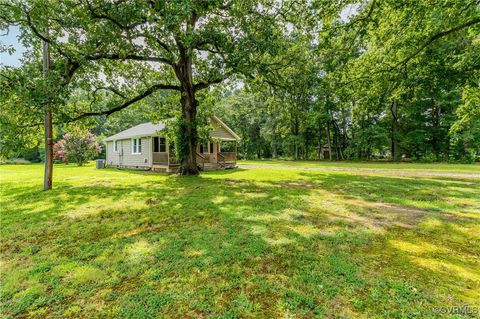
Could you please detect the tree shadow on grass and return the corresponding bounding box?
[298,171,480,215]
[1,169,479,318]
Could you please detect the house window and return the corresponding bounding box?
[114,140,119,152]
[159,138,166,152]
[132,138,142,154]
[154,137,166,152]
[210,142,214,153]
[200,142,209,154]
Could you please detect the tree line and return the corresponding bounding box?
[212,0,480,162]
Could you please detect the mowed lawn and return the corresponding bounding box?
[1,162,479,318]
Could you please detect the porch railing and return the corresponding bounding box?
[218,152,236,163]
[152,152,168,165]
[217,153,226,168]
[196,152,205,170]
[153,152,180,166]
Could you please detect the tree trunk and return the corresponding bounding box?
[342,118,347,159]
[334,131,340,160]
[178,101,198,175]
[43,36,53,190]
[390,101,400,162]
[326,123,332,161]
[333,121,344,160]
[337,139,344,160]
[432,99,441,161]
[243,129,248,159]
[175,57,199,176]
[292,116,299,160]
[445,136,450,161]
[317,124,322,160]
[256,126,262,159]
[271,131,277,159]
[304,131,309,160]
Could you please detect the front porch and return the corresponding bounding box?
[151,137,237,173]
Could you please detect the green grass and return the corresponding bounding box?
[239,159,480,173]
[1,163,479,318]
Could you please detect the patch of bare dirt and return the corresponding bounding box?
[239,164,480,178]
[145,198,160,205]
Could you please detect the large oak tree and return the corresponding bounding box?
[2,0,314,175]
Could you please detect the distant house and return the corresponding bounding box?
[105,116,240,173]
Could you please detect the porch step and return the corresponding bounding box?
[202,163,225,171]
[151,165,168,173]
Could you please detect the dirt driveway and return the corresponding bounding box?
[239,164,480,179]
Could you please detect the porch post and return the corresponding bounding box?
[212,142,218,163]
[150,137,153,166]
[167,139,170,166]
[235,142,238,162]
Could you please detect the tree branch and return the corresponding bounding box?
[23,5,174,67]
[341,17,480,87]
[92,86,127,99]
[393,17,480,68]
[345,0,377,51]
[155,38,173,54]
[85,0,146,30]
[194,72,231,91]
[24,8,70,59]
[86,53,175,66]
[69,83,180,122]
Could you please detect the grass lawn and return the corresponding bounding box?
[1,163,479,318]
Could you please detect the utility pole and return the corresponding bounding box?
[43,32,53,190]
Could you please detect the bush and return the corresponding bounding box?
[53,131,102,166]
[21,147,41,162]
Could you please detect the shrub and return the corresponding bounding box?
[53,132,102,166]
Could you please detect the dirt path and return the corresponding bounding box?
[239,164,480,179]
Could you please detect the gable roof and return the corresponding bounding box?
[105,116,240,141]
[105,122,166,141]
[211,116,241,141]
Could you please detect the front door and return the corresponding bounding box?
[210,142,218,163]
[152,136,168,164]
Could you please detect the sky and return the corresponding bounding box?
[0,26,26,67]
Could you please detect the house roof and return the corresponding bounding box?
[211,116,241,141]
[105,122,166,141]
[105,116,240,141]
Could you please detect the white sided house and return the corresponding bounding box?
[105,116,240,173]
